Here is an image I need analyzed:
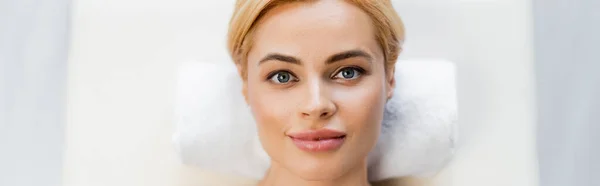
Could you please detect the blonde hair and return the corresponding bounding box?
[227,0,405,78]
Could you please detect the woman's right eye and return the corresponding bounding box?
[268,71,297,84]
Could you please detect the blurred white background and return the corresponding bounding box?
[533,0,600,185]
[0,0,597,186]
[1,0,68,185]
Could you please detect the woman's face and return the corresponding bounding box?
[242,0,394,180]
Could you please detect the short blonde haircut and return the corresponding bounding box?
[227,0,405,78]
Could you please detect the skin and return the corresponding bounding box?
[238,1,395,185]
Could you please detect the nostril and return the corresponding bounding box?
[320,112,329,117]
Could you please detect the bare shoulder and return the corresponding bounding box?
[372,177,435,186]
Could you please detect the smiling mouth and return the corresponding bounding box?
[290,135,346,141]
[287,129,347,152]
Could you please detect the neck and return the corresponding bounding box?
[258,160,371,186]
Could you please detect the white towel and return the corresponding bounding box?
[172,59,457,181]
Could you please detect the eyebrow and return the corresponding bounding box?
[259,53,301,65]
[326,50,373,64]
[258,49,373,65]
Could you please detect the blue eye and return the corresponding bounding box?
[269,71,297,84]
[334,67,362,79]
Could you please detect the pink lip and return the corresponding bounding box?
[287,129,346,152]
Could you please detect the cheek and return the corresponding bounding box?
[248,84,295,125]
[246,81,296,149]
[245,68,292,126]
[333,78,386,144]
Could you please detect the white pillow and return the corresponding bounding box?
[172,59,457,181]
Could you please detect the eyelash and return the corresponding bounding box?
[266,66,366,85]
[267,70,299,84]
[331,66,366,79]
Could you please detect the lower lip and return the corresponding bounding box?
[290,137,345,152]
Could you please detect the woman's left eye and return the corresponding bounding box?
[334,67,362,80]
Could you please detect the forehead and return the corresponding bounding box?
[248,0,381,62]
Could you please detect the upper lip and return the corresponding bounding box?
[287,129,347,140]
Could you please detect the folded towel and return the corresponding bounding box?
[172,59,457,181]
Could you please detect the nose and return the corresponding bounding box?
[299,80,337,120]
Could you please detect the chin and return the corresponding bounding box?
[293,165,345,181]
[285,152,350,181]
